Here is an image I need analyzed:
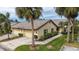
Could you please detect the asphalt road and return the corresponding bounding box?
[62,46,79,51]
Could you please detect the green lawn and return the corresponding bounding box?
[15,35,67,51]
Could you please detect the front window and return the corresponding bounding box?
[51,28,53,32]
[44,29,48,36]
[56,27,59,32]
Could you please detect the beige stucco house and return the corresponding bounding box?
[11,20,59,40]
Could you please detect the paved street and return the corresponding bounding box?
[0,48,4,51]
[0,45,12,51]
[62,46,79,51]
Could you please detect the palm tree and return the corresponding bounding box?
[5,12,11,39]
[59,21,64,28]
[55,7,79,42]
[0,13,11,38]
[0,13,6,34]
[55,7,65,18]
[58,21,64,33]
[0,13,6,23]
[16,7,42,47]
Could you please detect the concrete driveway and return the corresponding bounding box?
[0,34,62,51]
[0,37,32,50]
[0,34,17,41]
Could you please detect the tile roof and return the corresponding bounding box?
[12,19,58,30]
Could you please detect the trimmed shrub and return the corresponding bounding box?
[47,33,52,38]
[18,33,23,37]
[38,32,58,41]
[39,36,45,41]
[51,32,58,36]
[61,32,67,34]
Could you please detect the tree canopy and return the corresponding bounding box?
[55,7,79,19]
[16,7,42,20]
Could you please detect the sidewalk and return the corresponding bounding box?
[61,45,79,51]
[35,34,62,44]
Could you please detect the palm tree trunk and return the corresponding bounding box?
[31,19,35,47]
[8,33,10,39]
[7,21,10,40]
[71,19,75,42]
[67,20,70,42]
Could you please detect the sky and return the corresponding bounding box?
[0,7,78,22]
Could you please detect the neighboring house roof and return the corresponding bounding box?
[11,22,19,26]
[12,20,58,30]
[53,19,67,26]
